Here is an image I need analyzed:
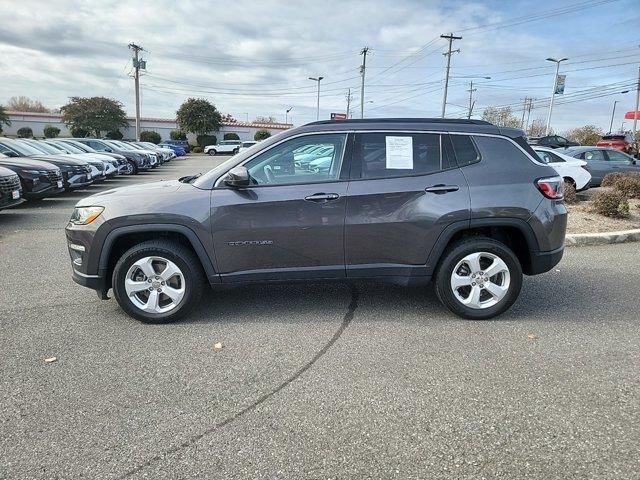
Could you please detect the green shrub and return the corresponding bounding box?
[196,134,217,147]
[70,126,89,138]
[191,146,204,153]
[105,130,123,140]
[43,125,60,138]
[606,172,640,199]
[254,129,271,141]
[223,132,240,140]
[563,181,578,204]
[140,130,161,144]
[592,189,630,218]
[17,127,33,138]
[170,129,187,140]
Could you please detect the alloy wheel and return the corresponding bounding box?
[124,256,185,314]
[450,252,510,309]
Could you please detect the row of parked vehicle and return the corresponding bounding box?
[527,135,640,189]
[0,137,184,211]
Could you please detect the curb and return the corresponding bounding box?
[565,229,640,247]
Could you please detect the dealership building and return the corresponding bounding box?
[2,111,292,142]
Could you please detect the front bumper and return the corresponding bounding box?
[24,184,65,199]
[0,196,25,210]
[66,173,94,189]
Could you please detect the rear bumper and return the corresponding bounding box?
[528,246,564,275]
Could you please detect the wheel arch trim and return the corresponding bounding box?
[98,223,218,282]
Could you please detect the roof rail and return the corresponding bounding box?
[306,118,493,126]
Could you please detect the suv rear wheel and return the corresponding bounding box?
[112,240,205,323]
[434,237,522,320]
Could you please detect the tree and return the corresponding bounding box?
[527,119,547,137]
[224,132,240,140]
[17,127,33,138]
[6,96,50,113]
[43,125,61,138]
[254,129,271,141]
[196,134,217,147]
[140,131,161,144]
[70,126,89,138]
[481,106,521,128]
[254,115,278,124]
[563,125,603,146]
[176,98,222,135]
[105,130,123,140]
[0,105,10,133]
[61,96,128,138]
[221,113,237,123]
[170,129,187,140]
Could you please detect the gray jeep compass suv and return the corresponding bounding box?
[66,119,567,323]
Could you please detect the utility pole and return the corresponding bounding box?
[545,57,568,135]
[440,33,462,118]
[309,76,324,120]
[360,47,369,119]
[128,43,144,141]
[520,97,529,129]
[633,66,640,144]
[609,100,619,134]
[285,107,292,125]
[525,98,534,134]
[346,88,354,119]
[467,80,476,119]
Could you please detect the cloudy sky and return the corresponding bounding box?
[0,0,638,133]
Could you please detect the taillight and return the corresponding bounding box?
[536,176,564,199]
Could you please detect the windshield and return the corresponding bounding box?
[3,140,46,156]
[61,140,94,153]
[124,142,145,150]
[106,140,132,150]
[53,141,85,154]
[24,140,61,155]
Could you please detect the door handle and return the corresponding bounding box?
[304,193,340,202]
[425,184,459,194]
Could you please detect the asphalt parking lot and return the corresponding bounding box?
[1,154,638,479]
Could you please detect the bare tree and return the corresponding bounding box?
[6,96,50,113]
[254,115,278,124]
[563,125,603,146]
[527,119,547,137]
[481,106,520,128]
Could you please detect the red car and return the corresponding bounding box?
[597,133,638,157]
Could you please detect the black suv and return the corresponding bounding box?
[66,119,567,323]
[528,135,579,149]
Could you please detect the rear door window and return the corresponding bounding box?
[352,133,443,179]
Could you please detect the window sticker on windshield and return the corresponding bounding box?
[385,136,413,169]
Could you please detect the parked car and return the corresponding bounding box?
[532,146,591,191]
[136,142,175,161]
[562,146,640,186]
[528,135,579,149]
[73,138,150,173]
[66,118,566,323]
[105,140,159,168]
[46,139,129,175]
[0,152,64,199]
[0,138,92,191]
[238,141,258,153]
[0,162,24,210]
[596,133,638,157]
[165,139,190,153]
[204,140,241,155]
[159,143,186,156]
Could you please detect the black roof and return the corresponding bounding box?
[296,117,524,138]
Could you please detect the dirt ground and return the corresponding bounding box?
[566,195,640,234]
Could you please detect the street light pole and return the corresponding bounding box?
[545,57,568,136]
[285,107,292,125]
[309,76,324,121]
[633,66,640,142]
[609,100,619,134]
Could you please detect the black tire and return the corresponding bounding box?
[232,148,239,155]
[208,149,217,156]
[112,240,205,324]
[434,237,522,320]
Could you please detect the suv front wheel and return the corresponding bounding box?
[112,240,205,323]
[434,238,522,320]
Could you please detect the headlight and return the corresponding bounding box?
[22,169,44,175]
[70,206,104,225]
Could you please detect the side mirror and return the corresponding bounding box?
[105,148,113,153]
[224,166,250,188]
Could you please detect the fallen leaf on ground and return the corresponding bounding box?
[213,342,224,351]
[44,357,57,363]
[527,333,539,340]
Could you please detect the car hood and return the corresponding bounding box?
[0,157,60,170]
[0,165,18,176]
[29,155,89,167]
[78,180,184,205]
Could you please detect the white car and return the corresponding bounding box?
[204,140,241,155]
[533,146,591,191]
[238,141,258,152]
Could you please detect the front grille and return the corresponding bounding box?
[0,174,20,194]
[71,165,90,174]
[46,170,63,184]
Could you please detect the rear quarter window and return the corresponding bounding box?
[449,134,480,167]
[473,136,540,167]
